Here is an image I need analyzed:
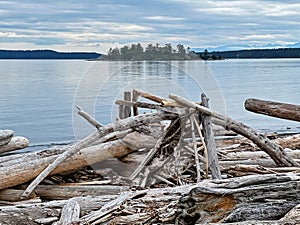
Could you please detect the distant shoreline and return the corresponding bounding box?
[1,47,300,60]
[0,49,101,60]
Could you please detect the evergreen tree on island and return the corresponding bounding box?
[101,43,200,61]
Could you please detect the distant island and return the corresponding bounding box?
[99,43,201,61]
[0,50,101,60]
[202,48,300,59]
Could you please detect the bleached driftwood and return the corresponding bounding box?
[0,136,29,154]
[21,112,175,198]
[169,94,299,167]
[201,93,221,179]
[0,131,158,191]
[0,173,299,224]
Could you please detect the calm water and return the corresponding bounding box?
[0,59,299,150]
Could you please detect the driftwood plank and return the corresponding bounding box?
[245,98,300,122]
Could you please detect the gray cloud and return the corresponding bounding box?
[0,0,299,52]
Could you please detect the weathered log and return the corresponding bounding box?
[33,185,130,200]
[21,112,175,198]
[176,173,300,224]
[169,94,299,167]
[201,93,221,179]
[0,189,37,202]
[245,98,300,122]
[0,131,158,191]
[0,136,29,154]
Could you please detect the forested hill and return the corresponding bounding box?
[0,50,101,59]
[210,48,300,59]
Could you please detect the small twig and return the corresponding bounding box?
[154,174,175,186]
[75,105,103,130]
[191,114,209,179]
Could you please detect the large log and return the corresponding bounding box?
[245,98,300,122]
[0,185,130,201]
[0,132,157,191]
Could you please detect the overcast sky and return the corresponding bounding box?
[1,0,300,53]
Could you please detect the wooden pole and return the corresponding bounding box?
[123,91,132,119]
[132,89,139,116]
[201,93,221,179]
[245,98,300,122]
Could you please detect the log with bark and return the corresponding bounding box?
[245,98,300,122]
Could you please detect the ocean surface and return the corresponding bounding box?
[0,59,299,151]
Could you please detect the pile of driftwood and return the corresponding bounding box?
[0,89,300,225]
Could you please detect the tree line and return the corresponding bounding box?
[211,48,300,59]
[101,43,200,60]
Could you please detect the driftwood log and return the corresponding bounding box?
[245,98,300,122]
[0,131,157,191]
[0,136,29,154]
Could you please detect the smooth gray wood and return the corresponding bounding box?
[201,93,221,179]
